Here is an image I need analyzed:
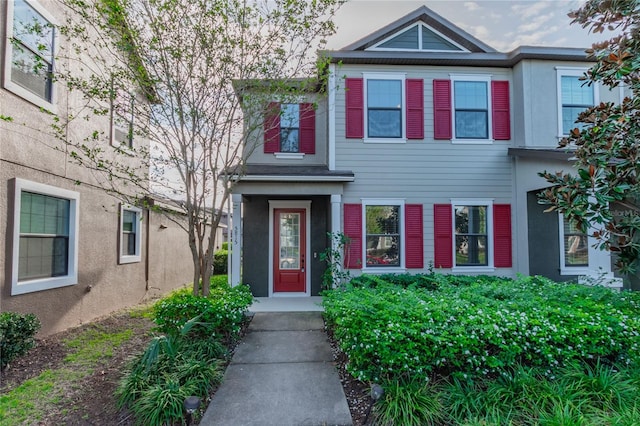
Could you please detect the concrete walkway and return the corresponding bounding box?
[199,311,352,426]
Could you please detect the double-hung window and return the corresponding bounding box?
[364,73,405,141]
[263,101,315,155]
[365,203,401,267]
[451,75,491,141]
[433,76,509,142]
[560,216,588,268]
[367,79,403,138]
[453,202,491,266]
[557,68,597,137]
[454,81,488,139]
[5,0,56,109]
[119,205,142,264]
[12,179,79,295]
[112,88,135,148]
[280,103,300,152]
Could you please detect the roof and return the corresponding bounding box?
[508,147,575,161]
[320,6,593,68]
[341,6,496,53]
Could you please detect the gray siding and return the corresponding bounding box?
[335,64,515,274]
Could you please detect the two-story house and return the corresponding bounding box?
[1,0,194,335]
[229,5,624,298]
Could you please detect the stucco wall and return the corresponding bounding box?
[0,164,192,335]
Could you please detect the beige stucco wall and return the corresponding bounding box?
[0,0,193,335]
[0,162,193,336]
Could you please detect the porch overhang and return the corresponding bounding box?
[233,165,355,183]
[508,147,575,162]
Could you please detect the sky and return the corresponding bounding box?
[327,0,605,52]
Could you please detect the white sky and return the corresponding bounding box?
[328,0,606,52]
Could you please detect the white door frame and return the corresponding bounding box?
[268,200,312,297]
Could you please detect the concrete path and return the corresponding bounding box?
[199,311,352,426]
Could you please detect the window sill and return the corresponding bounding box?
[560,266,592,276]
[451,138,494,145]
[362,267,407,273]
[12,276,77,295]
[452,266,496,273]
[273,152,305,159]
[364,138,407,144]
[4,80,57,114]
[119,255,142,264]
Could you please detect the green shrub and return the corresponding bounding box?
[213,249,228,275]
[152,284,253,341]
[323,274,640,383]
[0,312,41,369]
[221,242,229,250]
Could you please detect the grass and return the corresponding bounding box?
[0,321,140,425]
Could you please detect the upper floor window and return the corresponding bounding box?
[453,80,489,139]
[345,76,424,141]
[112,88,136,148]
[280,103,300,152]
[557,68,597,137]
[433,76,510,143]
[4,0,56,110]
[367,79,403,139]
[11,179,79,295]
[263,102,315,155]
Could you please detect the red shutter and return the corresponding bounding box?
[345,78,364,139]
[433,80,452,140]
[343,204,362,269]
[433,204,453,268]
[264,102,280,153]
[493,204,512,267]
[299,103,315,154]
[491,81,511,140]
[405,204,424,268]
[406,79,424,140]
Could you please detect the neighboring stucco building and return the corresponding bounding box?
[230,6,625,298]
[1,0,193,335]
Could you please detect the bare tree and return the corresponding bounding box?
[48,0,342,295]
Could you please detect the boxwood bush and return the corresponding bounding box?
[153,282,253,341]
[323,274,640,383]
[0,312,41,369]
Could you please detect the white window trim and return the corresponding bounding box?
[450,74,494,144]
[11,178,79,295]
[451,199,495,273]
[119,204,142,264]
[273,152,305,159]
[361,198,406,273]
[368,22,469,53]
[558,213,610,276]
[362,72,407,143]
[3,0,58,113]
[555,67,599,139]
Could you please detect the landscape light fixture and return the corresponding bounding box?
[184,396,201,426]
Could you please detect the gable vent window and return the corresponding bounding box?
[372,23,465,52]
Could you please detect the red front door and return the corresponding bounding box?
[274,209,306,293]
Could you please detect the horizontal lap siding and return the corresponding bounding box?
[335,65,514,272]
